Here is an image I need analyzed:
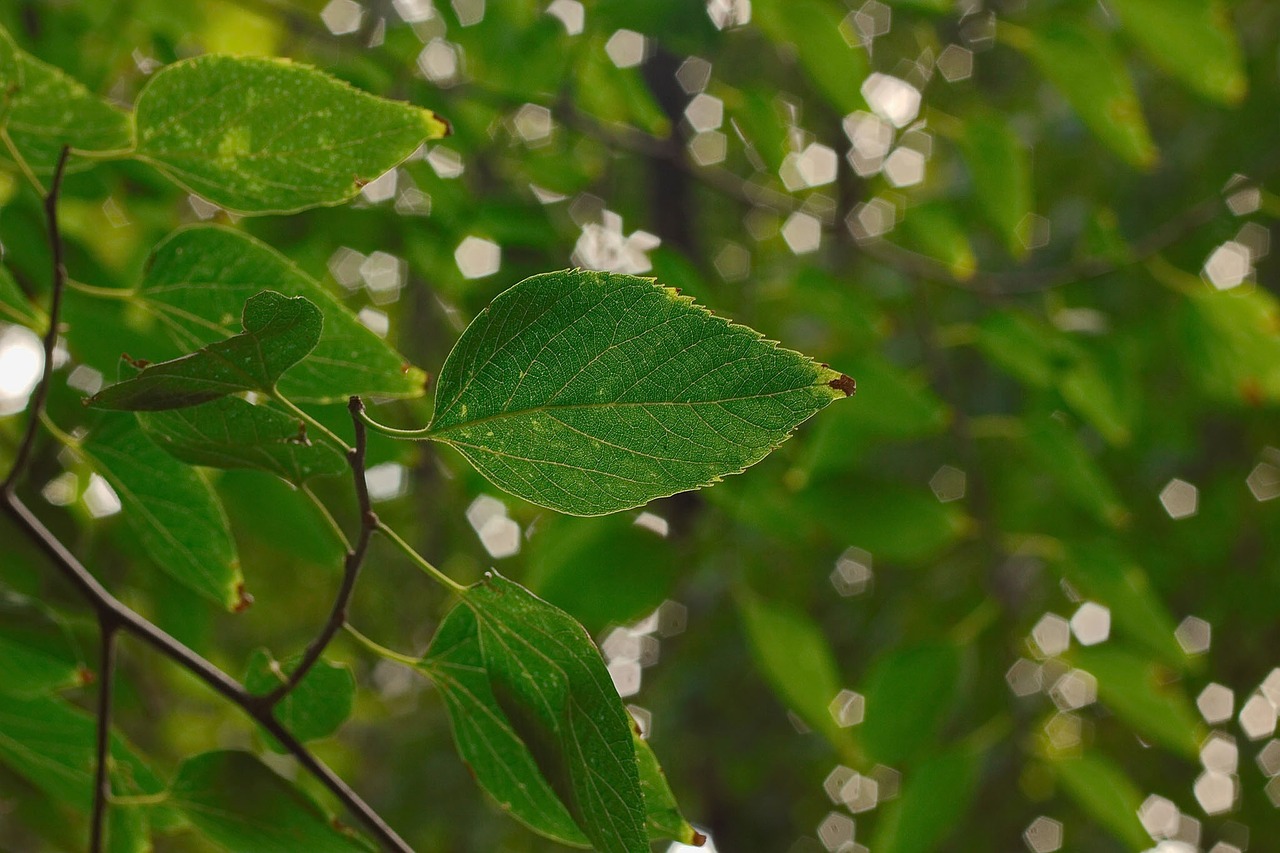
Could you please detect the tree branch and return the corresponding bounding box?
[0,145,413,853]
[89,623,118,853]
[261,396,376,705]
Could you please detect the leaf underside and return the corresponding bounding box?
[429,269,853,515]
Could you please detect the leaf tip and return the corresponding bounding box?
[233,583,254,613]
[827,373,856,397]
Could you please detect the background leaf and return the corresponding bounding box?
[133,54,448,214]
[244,649,356,751]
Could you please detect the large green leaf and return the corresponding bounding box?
[1023,418,1126,528]
[139,395,347,485]
[170,751,369,852]
[423,572,648,853]
[0,591,86,698]
[244,649,356,751]
[87,291,321,411]
[1181,285,1280,405]
[420,601,588,847]
[81,416,244,610]
[872,743,982,853]
[859,643,962,766]
[133,54,448,214]
[0,694,164,851]
[1109,0,1245,103]
[737,590,857,757]
[0,25,131,173]
[133,226,426,402]
[427,270,852,516]
[1070,645,1203,759]
[1014,21,1157,168]
[1048,751,1150,850]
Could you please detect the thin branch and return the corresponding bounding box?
[89,623,118,853]
[0,145,413,853]
[262,396,376,705]
[2,145,70,494]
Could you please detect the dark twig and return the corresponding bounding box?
[2,145,70,493]
[0,146,413,852]
[89,623,118,853]
[262,396,376,705]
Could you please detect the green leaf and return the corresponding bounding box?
[737,590,856,757]
[860,643,962,766]
[960,114,1033,256]
[424,572,647,853]
[133,54,448,214]
[872,743,981,853]
[1058,542,1186,669]
[0,264,44,328]
[754,0,868,114]
[244,649,356,751]
[0,694,164,850]
[0,591,86,698]
[1181,286,1280,405]
[1023,417,1127,528]
[1070,645,1204,759]
[170,751,369,852]
[1013,21,1157,168]
[427,270,852,516]
[135,226,426,402]
[87,291,321,410]
[974,311,1077,390]
[633,730,702,845]
[81,416,245,610]
[526,513,677,634]
[139,395,347,485]
[893,203,977,280]
[0,25,131,173]
[1109,0,1246,103]
[420,601,588,847]
[1047,751,1150,851]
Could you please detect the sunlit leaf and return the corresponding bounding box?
[1109,0,1246,103]
[1181,285,1280,405]
[1014,21,1157,168]
[139,395,347,485]
[134,226,426,403]
[170,751,369,852]
[753,0,867,114]
[244,649,356,751]
[0,25,131,173]
[81,416,244,610]
[428,270,853,516]
[892,202,977,280]
[87,291,320,411]
[133,54,448,214]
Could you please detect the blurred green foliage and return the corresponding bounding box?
[1,0,1279,851]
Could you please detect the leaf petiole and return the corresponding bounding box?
[357,408,432,439]
[344,623,420,667]
[375,521,468,594]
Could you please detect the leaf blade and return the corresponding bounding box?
[429,270,851,516]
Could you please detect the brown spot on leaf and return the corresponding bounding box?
[690,829,708,846]
[353,175,369,188]
[828,373,856,396]
[121,352,150,369]
[233,584,254,613]
[77,665,96,686]
[437,115,454,137]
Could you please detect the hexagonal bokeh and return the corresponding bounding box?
[861,73,921,128]
[1137,794,1180,839]
[929,465,966,502]
[605,29,646,68]
[454,236,501,279]
[828,689,865,728]
[937,44,974,82]
[676,56,713,94]
[831,546,873,597]
[1194,771,1238,816]
[1175,615,1211,655]
[1247,461,1280,501]
[781,211,822,254]
[1006,658,1042,697]
[1030,613,1070,658]
[1022,816,1063,853]
[1239,693,1277,741]
[839,772,879,813]
[1160,478,1199,519]
[816,811,855,852]
[882,147,926,188]
[1197,683,1235,725]
[1200,732,1238,774]
[321,0,363,35]
[1202,240,1252,291]
[1069,602,1111,646]
[1256,738,1280,777]
[684,93,724,133]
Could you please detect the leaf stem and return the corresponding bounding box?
[376,521,468,594]
[357,408,433,439]
[344,623,420,667]
[274,393,353,453]
[67,278,138,300]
